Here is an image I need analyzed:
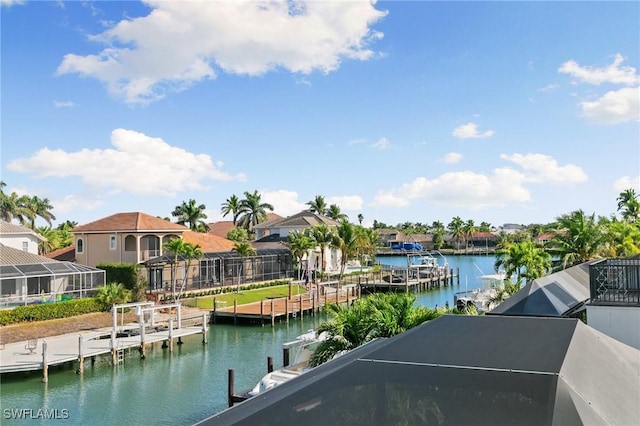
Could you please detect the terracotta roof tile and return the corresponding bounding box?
[207,221,236,238]
[182,231,236,253]
[45,245,76,262]
[71,212,188,233]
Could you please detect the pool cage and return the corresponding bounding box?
[145,248,295,292]
[0,262,106,308]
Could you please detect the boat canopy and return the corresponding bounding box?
[391,242,423,251]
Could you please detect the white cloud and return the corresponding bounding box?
[348,138,366,146]
[0,0,26,7]
[326,195,363,211]
[537,84,559,92]
[372,169,530,210]
[440,152,462,164]
[53,100,75,108]
[372,153,586,210]
[261,189,306,217]
[51,194,105,216]
[7,128,245,196]
[56,1,387,105]
[500,153,588,184]
[559,54,639,86]
[452,122,494,139]
[371,137,391,150]
[613,175,640,193]
[579,87,640,124]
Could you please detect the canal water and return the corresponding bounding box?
[0,255,495,425]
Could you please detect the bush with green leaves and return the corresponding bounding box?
[94,282,132,311]
[0,298,102,325]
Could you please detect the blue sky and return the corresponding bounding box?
[1,0,639,229]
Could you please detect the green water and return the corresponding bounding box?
[1,255,495,425]
[1,317,327,425]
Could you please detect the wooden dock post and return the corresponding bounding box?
[177,305,182,329]
[228,369,235,407]
[233,299,238,325]
[285,299,289,324]
[212,297,217,324]
[312,290,316,314]
[41,341,48,383]
[202,313,208,344]
[168,318,174,352]
[457,267,460,285]
[140,319,146,358]
[270,299,275,327]
[260,300,264,325]
[110,329,117,365]
[299,293,303,317]
[77,335,84,373]
[267,356,274,373]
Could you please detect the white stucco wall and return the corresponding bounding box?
[0,234,40,254]
[587,305,640,349]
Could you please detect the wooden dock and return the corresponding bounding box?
[357,266,459,294]
[211,283,359,326]
[0,313,208,379]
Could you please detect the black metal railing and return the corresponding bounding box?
[589,258,640,306]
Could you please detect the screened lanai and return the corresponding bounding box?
[0,244,105,308]
[144,248,294,291]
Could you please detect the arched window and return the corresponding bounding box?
[77,238,84,254]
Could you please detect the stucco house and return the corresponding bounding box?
[70,212,195,267]
[0,220,45,254]
[253,210,342,273]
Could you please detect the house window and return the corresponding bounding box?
[109,235,117,250]
[77,238,84,253]
[22,242,29,252]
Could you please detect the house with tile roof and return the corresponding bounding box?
[253,211,343,274]
[70,212,192,268]
[207,213,282,239]
[0,220,45,255]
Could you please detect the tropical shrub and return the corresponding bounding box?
[0,298,102,325]
[94,282,132,311]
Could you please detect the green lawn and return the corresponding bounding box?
[186,285,308,309]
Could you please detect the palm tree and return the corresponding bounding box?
[36,226,58,255]
[57,220,78,231]
[617,188,640,223]
[0,191,33,225]
[355,226,379,266]
[494,240,551,283]
[306,195,328,215]
[95,283,132,311]
[430,221,445,250]
[599,217,640,257]
[309,223,335,277]
[287,230,317,280]
[447,216,465,250]
[367,293,440,338]
[25,196,56,228]
[548,210,605,269]
[172,199,209,232]
[163,237,187,301]
[357,213,364,225]
[333,220,358,279]
[232,241,257,292]
[237,190,274,232]
[220,194,242,226]
[176,242,203,299]
[462,219,477,253]
[326,204,348,221]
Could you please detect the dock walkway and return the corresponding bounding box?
[211,283,359,325]
[0,315,208,377]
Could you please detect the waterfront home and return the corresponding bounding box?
[70,212,191,267]
[207,213,282,239]
[252,210,342,274]
[0,244,105,308]
[200,315,640,425]
[0,220,45,255]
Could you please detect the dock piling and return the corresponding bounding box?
[267,356,274,373]
[77,335,84,373]
[41,341,48,383]
[202,313,208,344]
[228,369,235,407]
[168,318,174,352]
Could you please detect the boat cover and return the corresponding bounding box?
[196,315,639,426]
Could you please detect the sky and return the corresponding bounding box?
[1,0,639,230]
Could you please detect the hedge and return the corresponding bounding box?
[0,298,102,326]
[96,263,139,291]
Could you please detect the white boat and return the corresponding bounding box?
[247,330,326,396]
[408,253,447,278]
[454,272,506,313]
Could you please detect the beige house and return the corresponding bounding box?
[71,212,193,267]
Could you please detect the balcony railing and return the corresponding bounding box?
[589,258,640,306]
